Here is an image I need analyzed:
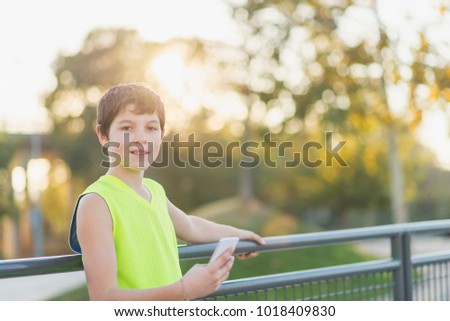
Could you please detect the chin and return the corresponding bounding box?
[121,162,151,172]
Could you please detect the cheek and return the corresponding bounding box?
[104,133,124,152]
[148,134,163,150]
[105,143,122,158]
[108,130,127,143]
[150,137,162,149]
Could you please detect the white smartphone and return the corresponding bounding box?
[208,237,239,264]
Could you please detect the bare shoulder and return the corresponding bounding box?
[77,193,112,228]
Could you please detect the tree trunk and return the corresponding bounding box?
[239,113,253,209]
[387,124,408,223]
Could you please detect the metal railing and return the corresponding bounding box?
[1,220,450,300]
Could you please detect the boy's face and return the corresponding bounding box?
[97,104,164,171]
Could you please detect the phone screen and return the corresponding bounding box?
[208,237,239,264]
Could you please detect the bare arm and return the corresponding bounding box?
[167,198,265,256]
[77,193,234,300]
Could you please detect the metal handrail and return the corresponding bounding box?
[205,259,400,298]
[1,219,450,279]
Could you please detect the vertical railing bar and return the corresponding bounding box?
[433,263,438,300]
[423,264,428,300]
[358,274,363,300]
[362,274,366,300]
[444,261,450,301]
[428,264,432,300]
[445,261,450,301]
[349,277,354,300]
[413,265,418,300]
[318,280,322,300]
[420,265,425,301]
[360,274,364,300]
[376,272,382,300]
[430,264,435,300]
[438,262,442,300]
[402,233,413,300]
[325,279,330,301]
[370,273,376,300]
[390,232,413,300]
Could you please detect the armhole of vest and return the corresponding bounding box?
[68,192,115,254]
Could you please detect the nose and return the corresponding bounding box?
[131,129,148,145]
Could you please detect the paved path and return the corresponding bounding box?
[0,271,86,300]
[356,235,450,258]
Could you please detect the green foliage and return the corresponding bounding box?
[43,0,450,302]
[0,134,20,168]
[41,0,449,229]
[0,134,20,219]
[44,29,168,184]
[409,165,450,221]
[218,0,450,225]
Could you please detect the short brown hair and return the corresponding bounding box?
[97,83,165,137]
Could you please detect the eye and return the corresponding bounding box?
[147,126,158,131]
[121,126,132,131]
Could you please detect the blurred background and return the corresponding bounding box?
[0,0,449,266]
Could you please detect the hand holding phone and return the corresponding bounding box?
[208,237,239,265]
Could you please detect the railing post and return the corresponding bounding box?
[391,232,413,300]
[402,233,413,300]
[391,234,404,300]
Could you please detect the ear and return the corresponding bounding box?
[95,125,109,146]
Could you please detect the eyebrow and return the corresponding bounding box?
[117,119,160,124]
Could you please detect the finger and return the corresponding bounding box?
[237,252,258,260]
[210,247,235,269]
[252,233,265,245]
[236,252,259,260]
[217,256,234,280]
[236,253,248,260]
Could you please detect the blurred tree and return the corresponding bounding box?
[43,28,238,211]
[0,134,20,219]
[42,4,449,229]
[44,29,153,185]
[0,134,20,257]
[221,0,450,224]
[410,162,450,221]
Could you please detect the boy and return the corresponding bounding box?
[69,83,264,300]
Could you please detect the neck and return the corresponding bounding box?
[106,166,144,190]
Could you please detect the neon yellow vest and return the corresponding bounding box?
[69,175,182,289]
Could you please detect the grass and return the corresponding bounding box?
[180,243,375,280]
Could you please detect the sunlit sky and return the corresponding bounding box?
[1,0,449,168]
[0,0,236,132]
